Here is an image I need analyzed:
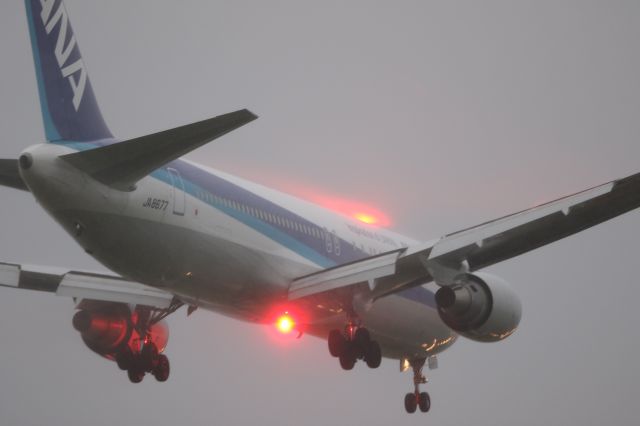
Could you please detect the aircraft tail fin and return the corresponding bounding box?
[25,0,113,143]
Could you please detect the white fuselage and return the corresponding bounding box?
[20,142,456,360]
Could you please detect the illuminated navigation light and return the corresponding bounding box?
[354,213,377,224]
[302,192,391,227]
[276,313,295,334]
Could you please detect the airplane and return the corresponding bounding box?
[1,0,639,415]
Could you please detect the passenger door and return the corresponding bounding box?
[167,167,186,216]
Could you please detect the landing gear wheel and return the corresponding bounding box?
[127,367,145,383]
[329,324,383,370]
[339,343,356,370]
[353,327,370,346]
[339,354,355,370]
[364,340,382,369]
[152,354,170,382]
[418,392,431,412]
[141,343,159,371]
[328,329,345,357]
[404,393,417,413]
[353,328,371,358]
[115,346,133,371]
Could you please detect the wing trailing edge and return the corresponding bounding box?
[289,171,640,302]
[0,262,174,309]
[60,109,258,191]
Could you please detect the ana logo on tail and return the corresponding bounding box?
[40,0,86,111]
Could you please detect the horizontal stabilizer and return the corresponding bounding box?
[0,159,29,191]
[60,109,258,190]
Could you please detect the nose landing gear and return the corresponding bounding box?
[327,324,382,370]
[404,358,430,413]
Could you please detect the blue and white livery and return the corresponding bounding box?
[1,0,639,414]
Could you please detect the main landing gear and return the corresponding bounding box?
[116,305,177,384]
[327,325,382,370]
[404,358,430,414]
[116,341,170,383]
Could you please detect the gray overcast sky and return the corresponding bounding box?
[1,1,640,425]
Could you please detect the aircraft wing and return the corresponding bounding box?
[0,262,175,309]
[0,159,28,191]
[290,171,640,301]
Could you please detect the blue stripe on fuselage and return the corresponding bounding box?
[150,165,337,268]
[170,159,374,266]
[53,140,437,308]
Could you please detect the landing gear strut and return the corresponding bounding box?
[327,323,382,370]
[404,358,430,414]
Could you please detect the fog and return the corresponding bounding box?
[1,1,639,425]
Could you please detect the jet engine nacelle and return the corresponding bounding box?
[72,305,168,361]
[435,272,522,342]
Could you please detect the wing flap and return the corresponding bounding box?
[429,181,614,259]
[0,263,20,287]
[60,109,258,191]
[0,262,174,309]
[289,250,402,300]
[429,172,640,272]
[57,273,173,308]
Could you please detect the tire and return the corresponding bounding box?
[339,344,356,370]
[115,347,133,371]
[339,354,355,370]
[328,329,345,357]
[127,367,144,383]
[152,354,170,382]
[364,341,382,369]
[404,393,417,413]
[419,392,430,413]
[141,343,159,371]
[353,328,370,347]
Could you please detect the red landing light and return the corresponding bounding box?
[275,313,295,334]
